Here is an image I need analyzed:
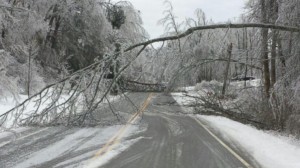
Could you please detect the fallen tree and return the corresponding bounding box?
[1,23,299,128]
[185,93,269,129]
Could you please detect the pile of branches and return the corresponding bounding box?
[187,93,269,129]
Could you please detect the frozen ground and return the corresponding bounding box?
[170,85,199,107]
[0,93,123,129]
[0,92,145,168]
[0,124,145,168]
[0,96,24,115]
[170,92,196,106]
[0,95,30,128]
[198,115,300,168]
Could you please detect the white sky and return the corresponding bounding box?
[128,0,248,39]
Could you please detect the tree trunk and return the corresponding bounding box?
[249,29,254,77]
[288,32,293,55]
[236,32,242,76]
[277,38,286,74]
[243,28,248,87]
[222,43,233,96]
[261,0,271,98]
[270,0,278,88]
[27,45,32,97]
[111,43,121,95]
[270,30,277,87]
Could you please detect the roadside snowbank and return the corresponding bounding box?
[198,115,300,168]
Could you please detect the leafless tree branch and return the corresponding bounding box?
[1,23,300,128]
[125,23,300,51]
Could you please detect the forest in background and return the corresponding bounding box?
[0,0,300,137]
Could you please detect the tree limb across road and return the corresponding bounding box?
[1,22,299,127]
[125,23,300,51]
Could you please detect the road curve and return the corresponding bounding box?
[101,93,257,168]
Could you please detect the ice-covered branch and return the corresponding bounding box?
[125,23,300,51]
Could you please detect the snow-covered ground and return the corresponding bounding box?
[171,92,196,106]
[171,87,199,114]
[0,127,29,139]
[172,83,300,168]
[0,91,141,167]
[0,124,145,168]
[0,95,32,128]
[0,93,123,129]
[0,93,123,117]
[198,115,300,168]
[0,96,26,116]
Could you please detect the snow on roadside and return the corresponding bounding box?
[13,125,143,168]
[14,128,98,168]
[0,92,123,129]
[0,93,72,128]
[198,115,300,168]
[0,127,29,139]
[0,95,33,128]
[230,79,262,88]
[0,96,25,116]
[102,94,124,104]
[171,92,196,106]
[170,86,199,105]
[175,86,195,92]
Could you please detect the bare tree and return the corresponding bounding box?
[222,43,233,96]
[261,0,271,98]
[158,0,183,52]
[270,0,279,88]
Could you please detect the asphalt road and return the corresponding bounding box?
[102,93,256,168]
[0,92,259,168]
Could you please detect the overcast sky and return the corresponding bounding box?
[128,0,248,39]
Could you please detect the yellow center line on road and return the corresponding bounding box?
[193,117,253,168]
[88,93,154,164]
